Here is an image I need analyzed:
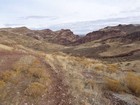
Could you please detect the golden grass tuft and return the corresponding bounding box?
[0,71,14,82]
[28,60,47,79]
[125,72,140,96]
[0,80,5,89]
[106,64,119,73]
[105,78,124,92]
[0,80,6,100]
[94,64,105,71]
[13,58,47,79]
[28,68,46,79]
[24,82,46,97]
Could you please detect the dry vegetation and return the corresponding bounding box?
[104,72,140,98]
[0,30,65,53]
[106,64,119,73]
[105,78,125,93]
[125,72,140,96]
[0,54,51,104]
[0,47,139,104]
[0,28,140,105]
[24,82,46,97]
[45,52,140,105]
[46,53,112,105]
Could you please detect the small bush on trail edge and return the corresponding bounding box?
[24,82,46,97]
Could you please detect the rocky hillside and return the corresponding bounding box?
[0,27,79,45]
[0,24,140,105]
[72,24,140,45]
[63,30,140,63]
[2,24,140,46]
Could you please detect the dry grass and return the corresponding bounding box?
[105,72,140,96]
[105,78,124,93]
[24,82,46,97]
[0,80,6,101]
[0,71,16,82]
[0,44,13,51]
[13,56,47,79]
[28,60,46,79]
[0,80,5,89]
[0,29,139,104]
[0,54,51,104]
[125,72,140,96]
[45,53,114,105]
[94,64,105,71]
[28,68,46,79]
[106,64,119,73]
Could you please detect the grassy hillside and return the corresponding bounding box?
[0,29,65,53]
[45,52,140,105]
[0,26,140,105]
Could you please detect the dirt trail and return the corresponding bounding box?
[0,50,72,105]
[38,57,73,105]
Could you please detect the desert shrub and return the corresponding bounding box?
[105,78,124,92]
[12,55,36,72]
[0,80,6,100]
[24,82,45,97]
[125,72,140,96]
[106,64,118,73]
[0,71,21,85]
[0,71,14,82]
[0,80,5,89]
[84,79,95,90]
[28,68,46,79]
[28,60,47,79]
[13,58,47,79]
[94,64,105,71]
[13,63,29,73]
[30,59,41,67]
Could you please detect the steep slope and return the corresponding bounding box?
[0,28,65,52]
[0,27,79,45]
[0,44,73,105]
[72,24,140,45]
[0,25,140,105]
[35,29,80,45]
[63,31,140,64]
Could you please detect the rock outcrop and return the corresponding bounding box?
[0,27,80,45]
[72,24,140,45]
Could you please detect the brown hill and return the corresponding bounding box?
[63,30,140,62]
[36,29,80,45]
[0,27,80,45]
[0,24,140,105]
[72,24,140,45]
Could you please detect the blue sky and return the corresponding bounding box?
[0,0,140,29]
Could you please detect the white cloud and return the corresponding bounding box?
[0,0,140,28]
